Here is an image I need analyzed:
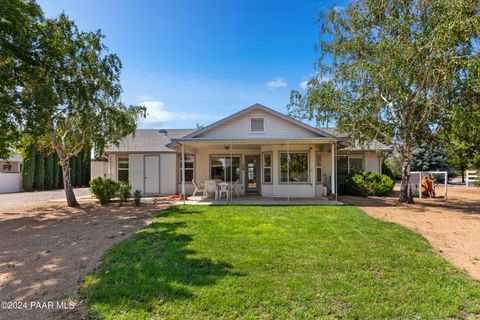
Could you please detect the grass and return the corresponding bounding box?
[80,205,480,319]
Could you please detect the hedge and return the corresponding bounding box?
[45,152,54,190]
[34,153,45,190]
[21,144,36,191]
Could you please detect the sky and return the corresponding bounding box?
[37,0,345,129]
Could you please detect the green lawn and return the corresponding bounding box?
[80,205,480,319]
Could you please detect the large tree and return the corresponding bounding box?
[2,2,145,206]
[289,0,480,203]
[23,15,145,206]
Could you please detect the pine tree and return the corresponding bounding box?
[45,152,54,189]
[34,152,45,190]
[21,144,36,191]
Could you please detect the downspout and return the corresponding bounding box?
[335,140,338,203]
[230,141,233,204]
[181,144,185,205]
[287,140,290,202]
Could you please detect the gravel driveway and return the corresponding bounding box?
[0,201,171,320]
[0,188,91,209]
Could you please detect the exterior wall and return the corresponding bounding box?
[364,151,381,173]
[196,109,319,139]
[90,161,108,179]
[129,154,144,194]
[0,161,21,173]
[0,172,22,193]
[160,154,176,195]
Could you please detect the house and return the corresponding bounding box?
[101,104,389,198]
[0,153,23,193]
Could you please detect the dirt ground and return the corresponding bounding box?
[0,201,171,320]
[340,185,480,280]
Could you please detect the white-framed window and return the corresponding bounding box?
[250,117,265,133]
[262,152,272,184]
[316,152,322,183]
[279,151,309,183]
[210,155,241,182]
[117,156,129,181]
[349,156,364,172]
[179,154,195,183]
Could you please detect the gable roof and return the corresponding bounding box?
[105,129,196,153]
[182,103,333,139]
[320,128,392,152]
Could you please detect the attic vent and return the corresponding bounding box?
[158,129,167,136]
[250,118,264,133]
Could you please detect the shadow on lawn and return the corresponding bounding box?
[82,216,238,313]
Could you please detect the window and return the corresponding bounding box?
[179,154,195,183]
[210,155,241,182]
[262,152,272,183]
[280,152,309,183]
[316,152,323,183]
[349,157,364,172]
[117,156,129,181]
[250,118,265,133]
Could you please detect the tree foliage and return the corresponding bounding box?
[34,152,45,190]
[411,141,452,173]
[21,144,36,191]
[1,2,145,206]
[288,0,480,203]
[44,151,54,189]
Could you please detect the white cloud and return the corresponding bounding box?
[138,100,220,128]
[267,77,287,88]
[299,80,310,89]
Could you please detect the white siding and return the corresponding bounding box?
[129,154,144,193]
[109,154,117,181]
[196,109,319,139]
[160,154,176,195]
[90,161,108,179]
[0,173,22,193]
[364,151,381,173]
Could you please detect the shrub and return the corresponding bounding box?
[34,152,45,190]
[53,152,60,189]
[90,177,119,205]
[22,144,36,191]
[133,190,142,206]
[345,171,394,197]
[45,152,54,190]
[117,181,132,206]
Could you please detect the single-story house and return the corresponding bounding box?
[100,103,389,198]
[0,153,23,193]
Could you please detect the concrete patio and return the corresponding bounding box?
[176,194,343,205]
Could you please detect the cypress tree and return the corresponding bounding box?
[21,144,36,191]
[53,152,60,189]
[76,151,83,186]
[59,162,64,189]
[45,152,54,189]
[34,152,45,190]
[84,149,91,186]
[70,156,77,187]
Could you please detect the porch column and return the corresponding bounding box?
[181,144,185,204]
[331,142,335,194]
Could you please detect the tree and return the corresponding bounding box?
[21,144,36,191]
[0,0,42,159]
[34,151,45,190]
[20,14,145,206]
[53,152,60,189]
[288,0,480,203]
[45,152,54,189]
[411,141,452,173]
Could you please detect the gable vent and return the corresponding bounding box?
[250,118,265,133]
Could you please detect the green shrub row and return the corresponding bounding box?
[21,144,91,191]
[345,170,395,196]
[90,178,142,206]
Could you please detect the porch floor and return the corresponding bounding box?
[180,194,343,205]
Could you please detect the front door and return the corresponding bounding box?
[144,155,160,194]
[245,155,260,193]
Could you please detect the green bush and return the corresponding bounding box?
[34,152,45,190]
[133,190,142,206]
[22,144,36,191]
[345,171,394,196]
[117,181,132,206]
[90,178,119,205]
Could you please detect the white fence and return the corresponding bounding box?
[466,170,478,187]
[0,173,22,193]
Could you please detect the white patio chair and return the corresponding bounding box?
[218,182,230,200]
[192,179,205,197]
[231,179,240,199]
[204,180,218,199]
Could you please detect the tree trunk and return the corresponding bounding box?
[461,166,465,183]
[398,144,414,204]
[60,158,79,207]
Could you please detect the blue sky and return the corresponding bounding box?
[38,0,344,129]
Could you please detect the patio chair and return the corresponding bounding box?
[218,182,230,200]
[231,179,240,198]
[204,180,218,199]
[192,179,205,197]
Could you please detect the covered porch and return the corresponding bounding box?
[179,194,343,205]
[170,138,340,201]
